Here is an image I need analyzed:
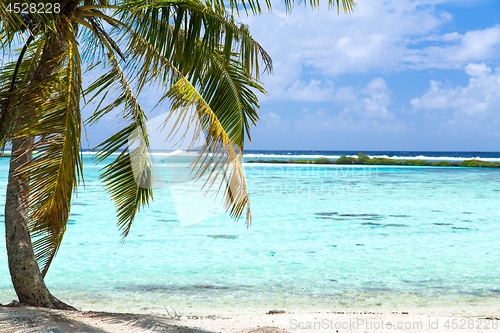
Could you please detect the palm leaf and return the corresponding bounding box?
[14,21,83,277]
[116,0,272,82]
[83,33,153,237]
[84,7,265,224]
[163,54,264,224]
[0,0,61,49]
[0,37,45,150]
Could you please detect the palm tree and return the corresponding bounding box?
[0,0,355,309]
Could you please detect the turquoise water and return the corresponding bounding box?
[0,154,500,315]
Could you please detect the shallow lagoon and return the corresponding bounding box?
[0,153,499,315]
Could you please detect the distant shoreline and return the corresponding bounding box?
[248,153,500,168]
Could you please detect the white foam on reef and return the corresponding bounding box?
[366,155,500,162]
[243,153,500,162]
[244,153,351,159]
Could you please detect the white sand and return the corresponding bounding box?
[1,306,499,333]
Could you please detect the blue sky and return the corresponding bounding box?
[83,0,500,151]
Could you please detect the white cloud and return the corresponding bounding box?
[245,0,447,76]
[259,111,291,130]
[282,79,357,102]
[464,63,492,77]
[332,78,403,130]
[278,76,391,106]
[454,27,500,62]
[411,63,500,134]
[242,0,500,101]
[259,78,404,133]
[406,26,500,69]
[363,77,388,92]
[295,108,334,130]
[284,79,335,101]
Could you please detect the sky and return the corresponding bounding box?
[62,0,500,151]
[232,0,500,151]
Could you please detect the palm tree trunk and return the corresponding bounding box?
[5,137,74,310]
[3,31,75,310]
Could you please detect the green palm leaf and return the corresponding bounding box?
[111,20,264,224]
[164,55,264,224]
[0,38,45,149]
[13,21,83,276]
[115,0,272,82]
[85,48,153,238]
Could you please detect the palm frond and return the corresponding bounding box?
[0,37,45,150]
[99,147,153,238]
[14,21,83,276]
[279,0,356,13]
[0,0,62,50]
[116,0,272,82]
[163,54,264,224]
[0,1,28,48]
[84,43,153,238]
[120,0,354,16]
[195,52,263,146]
[105,5,266,145]
[84,7,265,224]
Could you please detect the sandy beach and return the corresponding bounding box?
[1,305,499,333]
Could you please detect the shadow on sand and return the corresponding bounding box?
[0,305,213,332]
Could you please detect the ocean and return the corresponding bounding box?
[0,150,499,315]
